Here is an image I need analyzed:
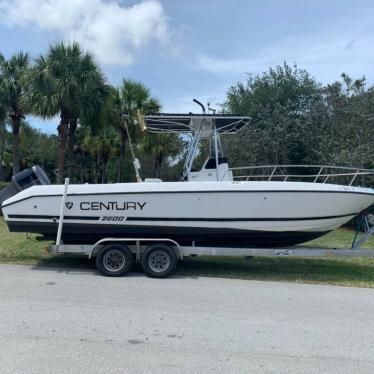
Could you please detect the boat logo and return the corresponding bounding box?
[79,201,146,211]
[65,202,73,210]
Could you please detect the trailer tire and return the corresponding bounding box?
[141,244,177,278]
[96,244,133,277]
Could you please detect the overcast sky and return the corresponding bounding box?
[0,0,373,132]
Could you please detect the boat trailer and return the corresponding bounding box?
[48,179,374,278]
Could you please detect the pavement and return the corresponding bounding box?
[0,264,374,374]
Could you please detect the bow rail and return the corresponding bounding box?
[229,165,374,186]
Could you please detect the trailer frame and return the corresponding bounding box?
[48,242,374,260]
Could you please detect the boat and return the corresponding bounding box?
[2,104,374,248]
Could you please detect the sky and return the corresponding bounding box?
[0,0,373,133]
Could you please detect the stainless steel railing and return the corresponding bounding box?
[229,165,374,186]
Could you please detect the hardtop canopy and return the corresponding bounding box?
[143,113,250,136]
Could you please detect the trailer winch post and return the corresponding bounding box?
[56,178,70,246]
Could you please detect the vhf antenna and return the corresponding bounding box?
[207,102,216,114]
[193,98,206,114]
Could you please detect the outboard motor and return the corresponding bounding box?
[0,166,50,207]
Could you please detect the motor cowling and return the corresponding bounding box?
[0,166,50,208]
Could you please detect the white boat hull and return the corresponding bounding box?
[2,181,374,247]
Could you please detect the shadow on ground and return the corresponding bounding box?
[176,256,374,287]
[14,254,374,287]
[29,257,201,279]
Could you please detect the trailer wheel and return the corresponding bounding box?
[96,244,133,277]
[141,244,177,278]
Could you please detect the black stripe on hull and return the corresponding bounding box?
[7,221,330,248]
[7,212,356,221]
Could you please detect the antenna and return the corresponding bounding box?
[193,99,206,114]
[122,113,142,182]
[208,102,216,114]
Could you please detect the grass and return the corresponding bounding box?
[0,181,8,190]
[0,217,94,268]
[1,217,374,287]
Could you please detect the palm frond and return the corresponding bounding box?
[25,42,109,123]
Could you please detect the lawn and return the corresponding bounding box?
[0,217,374,287]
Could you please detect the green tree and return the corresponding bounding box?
[82,127,119,183]
[0,52,30,175]
[115,80,160,182]
[19,122,58,179]
[0,68,7,180]
[140,133,184,178]
[323,74,374,169]
[224,63,326,167]
[24,42,109,183]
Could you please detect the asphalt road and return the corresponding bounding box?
[0,264,374,374]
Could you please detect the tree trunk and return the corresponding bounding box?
[102,161,108,184]
[153,159,157,178]
[66,119,78,178]
[154,154,163,178]
[117,128,127,182]
[80,160,84,183]
[11,115,21,175]
[57,110,70,183]
[0,121,5,181]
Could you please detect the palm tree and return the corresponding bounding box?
[0,66,8,180]
[0,52,30,175]
[24,42,109,183]
[140,133,184,178]
[115,80,160,182]
[82,127,118,183]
